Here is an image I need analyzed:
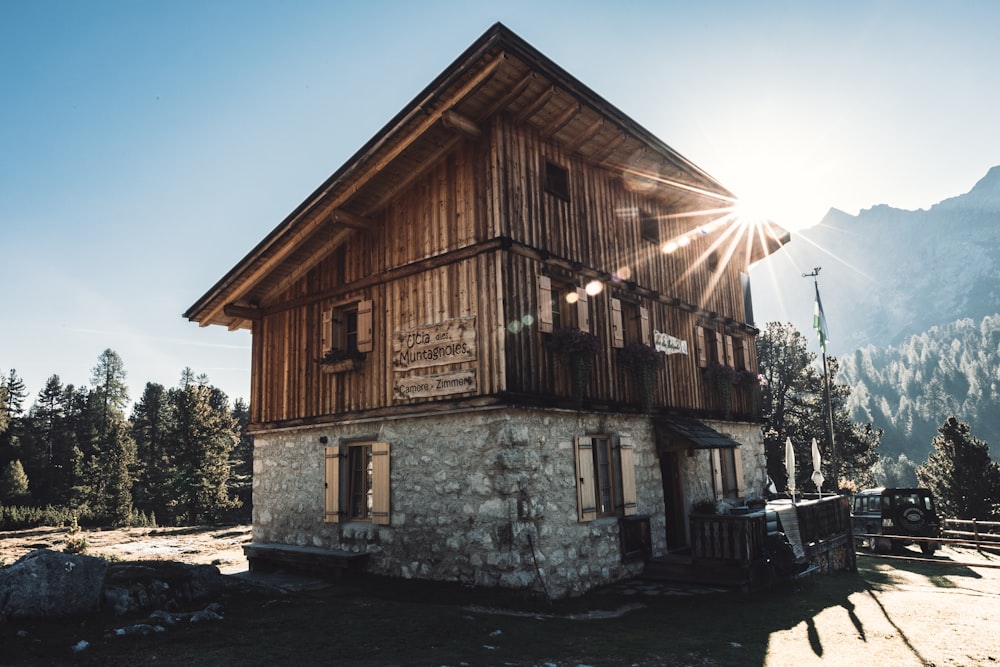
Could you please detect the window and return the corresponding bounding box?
[694,325,725,368]
[322,299,374,356]
[640,210,659,244]
[574,435,638,522]
[610,298,650,348]
[545,161,570,201]
[324,441,390,525]
[537,275,590,333]
[711,447,744,500]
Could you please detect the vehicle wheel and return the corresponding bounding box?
[896,503,928,531]
[921,541,937,555]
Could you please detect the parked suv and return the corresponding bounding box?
[852,487,941,555]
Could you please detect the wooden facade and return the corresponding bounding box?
[187,23,787,432]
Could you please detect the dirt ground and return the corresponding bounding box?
[3,527,1000,665]
[0,524,253,573]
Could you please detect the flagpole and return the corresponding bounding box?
[803,267,837,491]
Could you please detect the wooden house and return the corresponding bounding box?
[185,23,790,597]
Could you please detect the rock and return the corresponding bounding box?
[0,549,107,620]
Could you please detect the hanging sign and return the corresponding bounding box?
[393,317,477,371]
[393,369,477,400]
[654,330,689,355]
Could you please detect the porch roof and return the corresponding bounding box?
[654,417,742,452]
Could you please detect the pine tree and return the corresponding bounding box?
[166,370,239,524]
[917,416,1000,520]
[87,350,136,525]
[0,459,30,504]
[228,398,252,522]
[131,382,173,519]
[0,369,28,474]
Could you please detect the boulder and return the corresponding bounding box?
[0,549,108,619]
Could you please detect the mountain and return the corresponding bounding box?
[750,166,1000,459]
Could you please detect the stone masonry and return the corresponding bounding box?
[251,407,765,598]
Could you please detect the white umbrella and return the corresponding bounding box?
[785,437,796,501]
[811,438,825,496]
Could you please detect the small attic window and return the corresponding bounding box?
[545,161,570,201]
[640,210,659,244]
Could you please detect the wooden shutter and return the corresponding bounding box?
[639,306,651,344]
[324,445,342,523]
[357,299,373,353]
[741,336,753,371]
[695,326,708,368]
[321,309,334,356]
[619,437,638,516]
[576,287,590,333]
[725,335,736,367]
[610,298,624,348]
[710,449,723,500]
[537,275,553,333]
[574,436,597,522]
[734,447,746,498]
[371,441,391,525]
[715,329,726,366]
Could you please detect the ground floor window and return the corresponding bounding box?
[711,446,744,500]
[325,441,391,525]
[574,435,638,522]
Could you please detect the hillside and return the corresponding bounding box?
[750,166,1000,459]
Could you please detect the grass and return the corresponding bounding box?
[3,546,999,666]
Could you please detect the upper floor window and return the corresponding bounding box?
[545,161,570,201]
[610,297,650,348]
[537,275,590,333]
[322,299,374,357]
[640,210,659,244]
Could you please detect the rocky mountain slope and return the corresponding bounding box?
[750,166,1000,459]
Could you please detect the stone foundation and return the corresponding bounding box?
[251,407,765,598]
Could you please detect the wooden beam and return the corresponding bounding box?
[223,304,263,320]
[441,110,481,137]
[477,71,534,120]
[331,209,372,230]
[541,102,580,140]
[565,116,604,154]
[515,86,556,124]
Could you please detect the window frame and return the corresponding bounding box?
[321,299,373,357]
[324,440,390,525]
[537,275,590,334]
[610,297,651,348]
[575,435,637,522]
[544,160,570,201]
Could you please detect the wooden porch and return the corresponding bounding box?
[642,495,855,591]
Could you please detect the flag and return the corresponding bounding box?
[813,283,829,353]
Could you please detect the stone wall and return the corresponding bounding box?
[251,408,765,598]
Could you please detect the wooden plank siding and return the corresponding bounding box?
[249,114,762,426]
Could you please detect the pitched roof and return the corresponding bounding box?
[185,22,787,329]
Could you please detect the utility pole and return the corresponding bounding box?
[803,267,837,490]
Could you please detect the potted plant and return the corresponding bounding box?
[318,348,365,373]
[618,342,665,413]
[549,327,600,408]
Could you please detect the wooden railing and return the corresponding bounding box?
[690,495,852,565]
[690,512,767,563]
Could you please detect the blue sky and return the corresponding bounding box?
[3,1,999,407]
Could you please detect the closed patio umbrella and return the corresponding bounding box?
[785,437,796,502]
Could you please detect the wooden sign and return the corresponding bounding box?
[392,317,477,371]
[393,369,477,400]
[654,330,689,355]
